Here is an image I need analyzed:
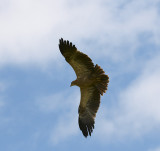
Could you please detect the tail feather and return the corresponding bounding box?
[94,64,109,95]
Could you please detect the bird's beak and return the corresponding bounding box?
[70,83,74,87]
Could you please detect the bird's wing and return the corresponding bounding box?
[59,38,94,77]
[78,86,100,137]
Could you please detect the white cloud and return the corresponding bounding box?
[0,100,5,108]
[0,0,159,67]
[0,82,7,92]
[96,55,160,141]
[148,147,160,151]
[0,0,65,67]
[36,89,79,113]
[0,96,9,127]
[50,114,78,145]
[36,89,80,144]
[0,81,8,108]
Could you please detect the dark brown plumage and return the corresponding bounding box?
[59,38,109,137]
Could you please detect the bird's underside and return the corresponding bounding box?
[59,38,109,137]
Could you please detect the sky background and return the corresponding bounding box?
[0,0,160,151]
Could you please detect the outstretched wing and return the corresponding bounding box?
[59,38,94,77]
[78,86,100,137]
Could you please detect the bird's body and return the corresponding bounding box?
[71,74,94,87]
[59,38,109,137]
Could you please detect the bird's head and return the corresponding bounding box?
[70,80,77,87]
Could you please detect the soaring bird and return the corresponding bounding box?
[59,38,109,137]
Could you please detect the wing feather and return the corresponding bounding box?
[59,38,94,77]
[78,86,100,137]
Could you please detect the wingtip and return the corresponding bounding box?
[59,38,63,44]
[59,38,77,51]
[78,116,95,138]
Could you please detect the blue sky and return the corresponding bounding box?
[0,0,160,151]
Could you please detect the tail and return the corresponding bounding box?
[94,64,109,95]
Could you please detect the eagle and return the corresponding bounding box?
[59,38,109,137]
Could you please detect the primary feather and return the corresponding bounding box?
[59,38,109,137]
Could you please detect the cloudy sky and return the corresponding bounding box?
[0,0,160,150]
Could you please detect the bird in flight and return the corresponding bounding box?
[59,38,109,137]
